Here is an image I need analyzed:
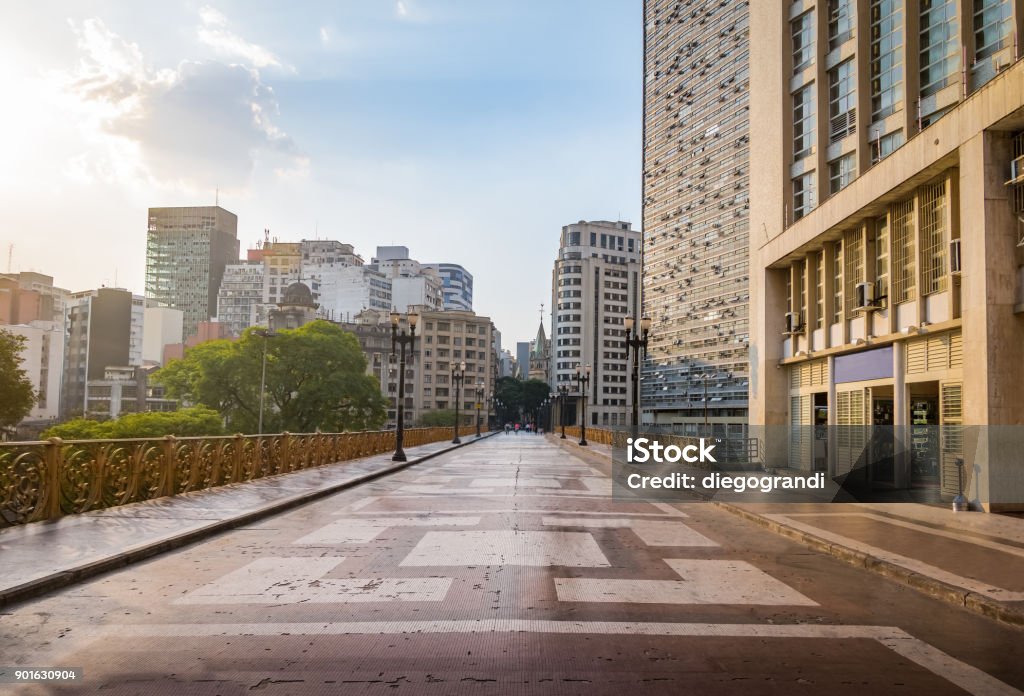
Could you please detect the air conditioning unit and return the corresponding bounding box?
[1009,155,1024,185]
[856,281,876,310]
[950,239,962,275]
[784,311,804,335]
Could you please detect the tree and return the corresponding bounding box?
[42,407,226,440]
[493,377,523,423]
[153,321,387,433]
[417,409,456,427]
[0,329,36,435]
[520,379,552,427]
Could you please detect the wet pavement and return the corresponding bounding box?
[1,435,1022,694]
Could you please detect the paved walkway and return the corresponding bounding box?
[1,435,1022,694]
[560,437,1024,626]
[0,435,491,607]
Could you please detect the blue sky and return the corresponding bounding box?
[0,0,641,345]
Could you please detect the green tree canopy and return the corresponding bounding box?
[153,321,387,434]
[42,407,226,440]
[0,329,36,434]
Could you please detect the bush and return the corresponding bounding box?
[42,407,226,440]
[417,409,456,427]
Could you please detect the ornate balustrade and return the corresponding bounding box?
[0,426,480,527]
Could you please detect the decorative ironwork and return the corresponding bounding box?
[0,427,475,528]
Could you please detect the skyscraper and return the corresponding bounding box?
[145,206,240,337]
[642,0,750,435]
[424,263,474,311]
[550,220,642,427]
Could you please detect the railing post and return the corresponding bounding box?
[281,432,291,474]
[44,437,64,521]
[160,435,177,498]
[232,433,244,481]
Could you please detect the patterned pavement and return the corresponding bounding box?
[2,435,1023,694]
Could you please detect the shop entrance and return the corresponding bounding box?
[869,386,895,486]
[812,393,828,472]
[909,381,940,490]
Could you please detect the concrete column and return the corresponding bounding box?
[827,354,838,478]
[892,338,908,488]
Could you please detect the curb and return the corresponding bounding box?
[0,431,498,609]
[549,436,1024,629]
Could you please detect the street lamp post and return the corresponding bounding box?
[390,310,419,462]
[451,360,466,444]
[624,316,652,436]
[558,384,569,439]
[575,364,591,446]
[252,328,277,435]
[475,382,484,438]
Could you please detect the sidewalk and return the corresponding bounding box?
[551,435,1024,627]
[0,433,495,608]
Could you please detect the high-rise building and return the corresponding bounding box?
[142,306,184,365]
[3,320,63,425]
[748,1,1024,511]
[550,220,642,427]
[0,272,69,325]
[642,0,751,434]
[145,206,239,338]
[370,247,443,312]
[217,262,264,336]
[424,263,474,311]
[61,288,143,418]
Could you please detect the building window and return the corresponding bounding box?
[843,229,864,315]
[833,241,844,324]
[919,181,948,295]
[792,172,816,221]
[828,0,855,50]
[793,85,815,160]
[891,198,916,303]
[870,0,903,122]
[973,0,1013,61]
[792,11,815,73]
[828,59,856,142]
[875,214,890,301]
[815,250,825,329]
[920,0,960,99]
[829,153,857,194]
[870,130,905,164]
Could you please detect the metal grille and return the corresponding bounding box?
[874,215,889,300]
[836,389,866,476]
[815,250,825,328]
[790,394,810,469]
[833,241,843,324]
[940,382,963,496]
[919,181,948,295]
[891,198,916,303]
[843,230,863,314]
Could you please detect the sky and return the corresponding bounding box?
[0,0,641,346]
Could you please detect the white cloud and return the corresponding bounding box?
[396,1,409,18]
[53,18,302,193]
[319,26,330,45]
[197,5,282,68]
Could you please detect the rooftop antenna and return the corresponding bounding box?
[6,243,12,273]
[215,187,219,206]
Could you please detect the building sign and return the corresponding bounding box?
[834,345,893,383]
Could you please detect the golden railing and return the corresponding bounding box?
[0,425,481,528]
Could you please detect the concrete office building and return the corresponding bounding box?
[145,206,239,338]
[3,320,63,424]
[0,272,70,325]
[217,262,264,336]
[370,247,443,312]
[61,288,143,418]
[424,263,474,311]
[142,306,184,365]
[550,220,642,427]
[642,0,751,434]
[749,0,1024,510]
[341,308,496,429]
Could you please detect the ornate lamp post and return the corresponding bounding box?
[252,328,278,435]
[475,381,484,437]
[390,310,419,462]
[624,315,652,435]
[557,384,570,439]
[575,363,591,446]
[451,360,466,444]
